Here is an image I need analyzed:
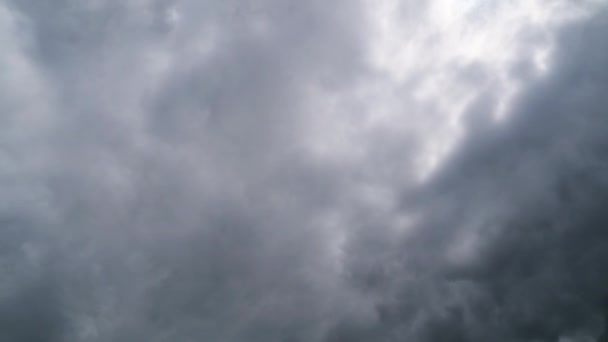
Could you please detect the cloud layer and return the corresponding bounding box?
[1,0,608,341]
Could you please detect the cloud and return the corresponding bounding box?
[330,7,608,342]
[0,0,607,341]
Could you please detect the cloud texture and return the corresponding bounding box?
[1,0,608,341]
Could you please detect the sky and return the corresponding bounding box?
[1,0,608,341]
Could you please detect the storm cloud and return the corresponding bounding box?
[1,0,608,341]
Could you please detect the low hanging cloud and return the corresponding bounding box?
[330,9,608,341]
[1,0,607,341]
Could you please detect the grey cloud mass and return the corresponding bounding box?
[1,0,608,341]
[331,11,608,341]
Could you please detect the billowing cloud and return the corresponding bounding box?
[0,0,607,341]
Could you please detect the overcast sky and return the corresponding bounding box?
[1,0,608,341]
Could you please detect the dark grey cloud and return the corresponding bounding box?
[1,0,608,341]
[2,0,372,340]
[331,8,608,342]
